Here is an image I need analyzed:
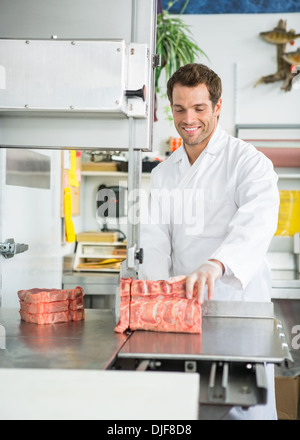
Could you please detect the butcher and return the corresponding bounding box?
[139,63,280,420]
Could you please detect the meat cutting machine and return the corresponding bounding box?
[109,299,293,416]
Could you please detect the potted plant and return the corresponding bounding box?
[155,0,208,120]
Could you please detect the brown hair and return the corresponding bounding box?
[167,63,222,108]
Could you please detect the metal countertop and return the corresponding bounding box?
[0,308,128,370]
[0,301,295,372]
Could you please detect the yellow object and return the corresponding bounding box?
[68,151,80,187]
[276,190,300,236]
[64,187,76,242]
[76,259,122,270]
[97,258,120,265]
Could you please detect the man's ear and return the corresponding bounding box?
[215,98,222,116]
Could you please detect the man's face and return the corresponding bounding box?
[171,83,222,149]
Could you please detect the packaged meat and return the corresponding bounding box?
[114,278,202,334]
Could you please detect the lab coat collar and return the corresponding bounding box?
[204,124,227,156]
[169,124,226,165]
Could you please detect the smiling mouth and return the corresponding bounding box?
[182,126,200,133]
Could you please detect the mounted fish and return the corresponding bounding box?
[282,48,300,65]
[255,19,299,92]
[259,29,300,45]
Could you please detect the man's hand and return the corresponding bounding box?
[169,260,224,304]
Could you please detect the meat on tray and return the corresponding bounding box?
[114,278,202,334]
[18,286,85,325]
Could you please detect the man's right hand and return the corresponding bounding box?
[169,260,224,304]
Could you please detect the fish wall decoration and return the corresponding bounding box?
[259,29,300,45]
[255,19,300,92]
[282,48,300,66]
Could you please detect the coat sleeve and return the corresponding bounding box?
[138,167,172,281]
[210,149,280,290]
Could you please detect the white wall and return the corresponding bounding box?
[153,13,300,155]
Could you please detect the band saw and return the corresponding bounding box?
[110,293,293,414]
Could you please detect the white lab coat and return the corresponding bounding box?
[139,124,280,419]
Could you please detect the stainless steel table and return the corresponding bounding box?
[0,308,127,370]
[0,308,200,420]
[0,302,294,417]
[110,301,293,413]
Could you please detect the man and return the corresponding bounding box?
[139,64,280,419]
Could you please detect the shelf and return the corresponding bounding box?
[277,174,300,179]
[74,268,121,273]
[81,169,300,180]
[275,167,300,179]
[77,241,126,246]
[81,171,151,178]
[74,241,126,273]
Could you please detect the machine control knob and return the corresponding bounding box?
[135,248,144,264]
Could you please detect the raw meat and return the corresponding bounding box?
[114,278,202,334]
[18,286,85,325]
[114,278,131,334]
[19,300,69,314]
[19,310,69,325]
[17,287,83,304]
[68,287,84,300]
[69,309,85,321]
[69,297,84,311]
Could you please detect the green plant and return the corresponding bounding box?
[155,0,208,94]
